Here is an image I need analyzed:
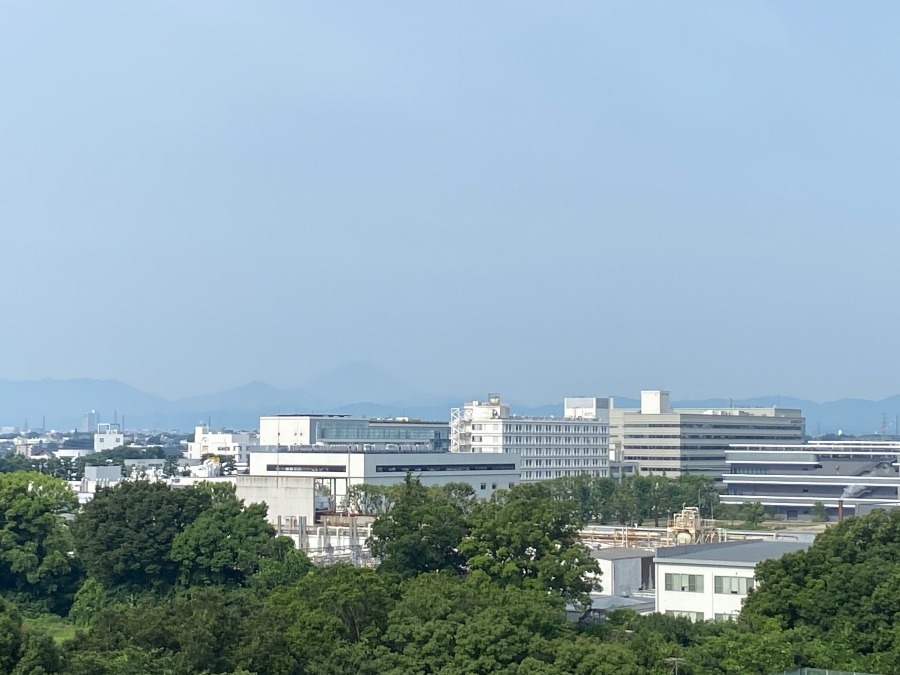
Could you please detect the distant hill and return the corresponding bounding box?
[0,365,898,435]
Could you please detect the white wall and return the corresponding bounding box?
[248,451,520,502]
[655,561,754,621]
[597,557,646,596]
[259,417,314,447]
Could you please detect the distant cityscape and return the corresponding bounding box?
[6,388,900,527]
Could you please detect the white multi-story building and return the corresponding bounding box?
[654,540,810,621]
[450,395,610,481]
[610,390,805,477]
[186,425,259,463]
[93,423,124,452]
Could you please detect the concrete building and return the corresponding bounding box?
[93,423,124,452]
[186,424,259,463]
[609,390,805,477]
[449,395,610,481]
[259,415,449,452]
[721,441,900,520]
[654,540,810,621]
[248,447,519,504]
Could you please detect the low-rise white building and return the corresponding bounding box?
[450,394,610,481]
[249,447,519,504]
[654,540,810,621]
[186,425,259,463]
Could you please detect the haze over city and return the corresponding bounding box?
[3,3,899,403]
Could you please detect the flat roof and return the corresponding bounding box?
[592,547,656,561]
[654,540,811,567]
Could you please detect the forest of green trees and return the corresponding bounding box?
[0,469,899,674]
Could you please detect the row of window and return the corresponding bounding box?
[622,423,801,431]
[471,424,606,433]
[522,459,606,468]
[665,611,737,622]
[521,469,607,479]
[521,448,607,457]
[624,456,726,462]
[664,574,755,595]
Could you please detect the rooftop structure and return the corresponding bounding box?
[259,415,449,452]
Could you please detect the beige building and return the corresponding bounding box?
[610,391,805,477]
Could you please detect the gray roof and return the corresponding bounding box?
[654,540,810,567]
[591,547,656,561]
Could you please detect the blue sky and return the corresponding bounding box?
[2,2,899,402]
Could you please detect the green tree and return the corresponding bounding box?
[369,475,468,577]
[171,488,294,587]
[810,501,829,523]
[72,481,211,592]
[342,484,392,515]
[459,483,600,605]
[249,537,313,591]
[740,502,766,528]
[740,509,900,669]
[379,572,568,674]
[0,472,82,612]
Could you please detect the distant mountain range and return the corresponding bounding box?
[1,362,898,435]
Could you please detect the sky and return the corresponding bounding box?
[2,2,900,403]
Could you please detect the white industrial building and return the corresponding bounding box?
[609,390,805,477]
[654,540,810,621]
[248,447,519,504]
[450,395,610,481]
[259,415,450,452]
[93,423,124,452]
[721,440,900,520]
[186,424,259,463]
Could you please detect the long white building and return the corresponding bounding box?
[450,395,610,481]
[610,391,805,477]
[248,448,519,503]
[259,415,449,452]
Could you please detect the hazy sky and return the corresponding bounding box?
[2,2,899,403]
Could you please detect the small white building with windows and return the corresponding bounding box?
[93,423,124,452]
[186,425,259,463]
[654,540,810,622]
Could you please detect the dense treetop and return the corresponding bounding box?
[0,468,898,673]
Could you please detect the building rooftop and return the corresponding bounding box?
[591,547,656,561]
[654,540,811,567]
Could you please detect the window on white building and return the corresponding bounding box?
[714,576,754,595]
[664,573,704,593]
[666,610,704,621]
